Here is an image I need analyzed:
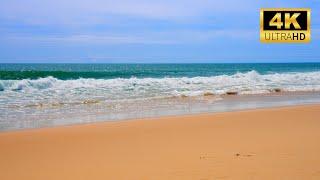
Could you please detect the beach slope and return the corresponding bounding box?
[1,105,320,179]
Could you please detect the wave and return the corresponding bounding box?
[1,70,320,96]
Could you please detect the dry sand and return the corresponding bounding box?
[1,105,320,179]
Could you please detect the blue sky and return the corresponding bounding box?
[0,0,319,63]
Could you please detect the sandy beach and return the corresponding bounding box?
[1,105,320,179]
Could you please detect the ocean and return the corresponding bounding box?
[1,63,320,131]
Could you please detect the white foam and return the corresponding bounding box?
[1,71,320,108]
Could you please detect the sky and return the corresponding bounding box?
[0,0,319,63]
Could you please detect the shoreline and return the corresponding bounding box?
[1,104,320,179]
[1,91,320,132]
[1,101,320,134]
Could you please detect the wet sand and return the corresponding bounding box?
[1,105,320,179]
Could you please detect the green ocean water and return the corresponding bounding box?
[1,63,320,80]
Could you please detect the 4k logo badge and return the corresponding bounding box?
[260,8,311,43]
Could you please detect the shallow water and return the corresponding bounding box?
[0,91,320,131]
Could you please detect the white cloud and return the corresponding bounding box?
[0,0,258,25]
[0,0,317,27]
[2,28,256,45]
[0,0,314,44]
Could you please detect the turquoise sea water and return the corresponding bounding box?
[1,63,320,80]
[1,63,320,131]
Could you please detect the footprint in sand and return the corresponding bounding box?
[235,153,254,157]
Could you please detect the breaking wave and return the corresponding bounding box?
[1,71,320,96]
